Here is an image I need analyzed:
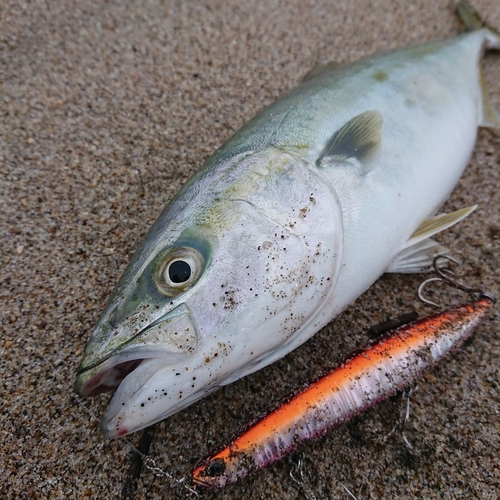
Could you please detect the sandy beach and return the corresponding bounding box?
[2,1,499,498]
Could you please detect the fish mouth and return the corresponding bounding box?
[75,302,200,398]
[77,359,142,397]
[76,348,203,438]
[74,347,188,398]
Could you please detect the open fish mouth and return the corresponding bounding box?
[75,302,200,398]
[78,360,140,397]
[76,349,203,438]
[76,356,146,398]
[74,347,188,398]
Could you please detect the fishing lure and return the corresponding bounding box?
[192,277,495,488]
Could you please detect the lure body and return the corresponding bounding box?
[193,297,494,488]
[74,3,500,438]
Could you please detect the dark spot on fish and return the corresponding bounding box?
[372,70,388,82]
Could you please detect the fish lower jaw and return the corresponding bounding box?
[97,357,169,438]
[100,364,225,438]
[100,387,213,438]
[99,393,194,438]
[100,412,132,438]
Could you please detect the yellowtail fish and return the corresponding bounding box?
[74,2,499,438]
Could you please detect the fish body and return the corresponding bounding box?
[192,296,495,488]
[74,4,500,438]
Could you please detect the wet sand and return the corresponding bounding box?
[2,1,499,498]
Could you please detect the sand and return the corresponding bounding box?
[2,0,499,498]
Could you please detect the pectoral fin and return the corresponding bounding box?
[386,206,477,273]
[317,110,383,166]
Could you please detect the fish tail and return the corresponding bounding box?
[478,64,500,129]
[457,0,485,31]
[456,1,500,128]
[456,0,500,49]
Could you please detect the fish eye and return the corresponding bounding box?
[155,246,204,296]
[168,260,191,283]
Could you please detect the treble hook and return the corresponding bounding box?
[418,256,496,307]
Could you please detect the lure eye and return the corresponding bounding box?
[205,458,226,477]
[155,246,204,296]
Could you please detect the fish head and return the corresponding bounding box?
[74,147,343,437]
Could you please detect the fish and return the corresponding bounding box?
[74,1,500,438]
[192,295,495,488]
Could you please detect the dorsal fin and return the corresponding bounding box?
[317,110,383,166]
[301,61,340,83]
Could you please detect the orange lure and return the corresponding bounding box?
[193,296,494,488]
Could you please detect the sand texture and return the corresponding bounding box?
[2,0,500,498]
